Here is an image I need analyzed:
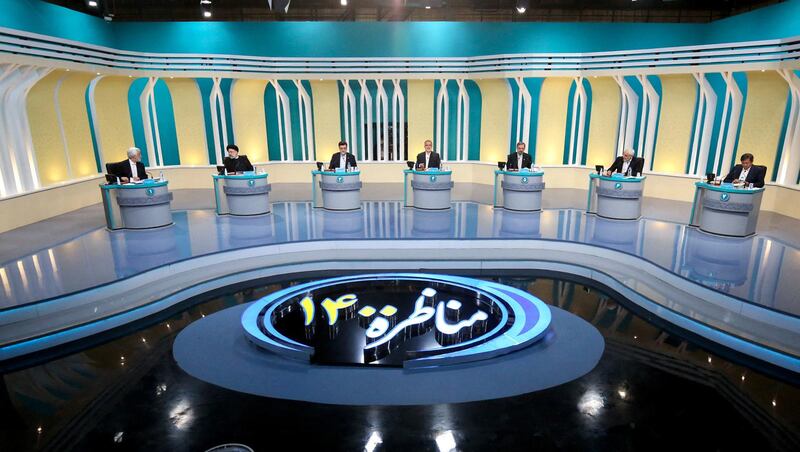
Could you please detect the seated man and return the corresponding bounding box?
[415,139,441,170]
[723,153,765,188]
[328,141,358,171]
[606,148,644,177]
[506,141,532,171]
[223,144,254,174]
[110,147,148,183]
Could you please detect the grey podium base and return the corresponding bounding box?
[694,224,756,238]
[107,221,174,232]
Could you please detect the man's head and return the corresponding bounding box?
[516,142,526,154]
[338,141,348,154]
[740,153,754,170]
[127,147,141,163]
[424,139,433,153]
[622,149,634,161]
[226,144,239,158]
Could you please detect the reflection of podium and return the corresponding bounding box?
[681,227,751,288]
[221,215,275,248]
[493,170,545,211]
[587,174,645,220]
[313,170,362,211]
[405,170,453,210]
[689,182,764,237]
[110,221,181,276]
[406,208,454,238]
[213,173,271,216]
[585,215,640,255]
[319,209,365,239]
[100,180,174,230]
[493,210,542,238]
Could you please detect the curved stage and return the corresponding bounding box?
[0,201,798,374]
[174,301,604,405]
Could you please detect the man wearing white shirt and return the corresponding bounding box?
[723,153,765,187]
[109,147,148,183]
[415,140,441,170]
[328,141,357,171]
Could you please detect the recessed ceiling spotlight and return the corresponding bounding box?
[200,0,212,4]
[203,10,212,18]
[425,5,431,9]
[516,0,529,14]
[340,0,348,6]
[88,0,98,7]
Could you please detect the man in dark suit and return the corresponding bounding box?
[415,139,441,170]
[109,147,148,183]
[223,144,254,174]
[506,142,532,171]
[723,153,765,188]
[328,141,358,171]
[606,149,644,177]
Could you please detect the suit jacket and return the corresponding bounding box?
[608,156,645,176]
[109,160,148,180]
[415,151,442,170]
[223,155,253,173]
[723,164,766,188]
[329,152,358,170]
[506,152,532,170]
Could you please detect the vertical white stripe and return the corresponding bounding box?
[53,73,73,179]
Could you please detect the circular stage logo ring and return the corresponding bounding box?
[241,273,552,369]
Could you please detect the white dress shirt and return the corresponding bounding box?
[739,167,750,182]
[129,159,138,179]
[340,153,347,170]
[425,152,431,169]
[621,159,631,175]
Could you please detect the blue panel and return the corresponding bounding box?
[624,76,644,154]
[524,77,544,162]
[446,80,460,161]
[465,80,482,161]
[219,79,236,145]
[84,83,102,172]
[730,72,749,169]
[581,78,592,166]
[348,80,364,160]
[773,93,792,182]
[278,80,303,161]
[302,80,315,160]
[153,79,180,166]
[705,73,727,174]
[195,78,218,164]
[264,82,282,161]
[563,80,577,164]
[646,75,662,169]
[507,78,520,153]
[127,78,149,166]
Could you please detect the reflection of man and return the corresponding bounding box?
[415,139,441,170]
[606,148,644,177]
[506,142,532,171]
[222,144,253,174]
[110,147,148,183]
[723,153,765,188]
[328,141,358,171]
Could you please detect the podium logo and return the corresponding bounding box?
[430,175,438,182]
[146,188,155,196]
[248,179,256,187]
[336,176,344,183]
[521,177,529,184]
[614,182,623,190]
[242,274,552,368]
[720,193,730,202]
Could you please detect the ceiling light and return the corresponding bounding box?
[200,0,212,4]
[203,10,212,18]
[88,0,98,7]
[516,0,529,14]
[340,0,347,5]
[425,5,431,9]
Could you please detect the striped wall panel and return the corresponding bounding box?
[310,80,341,160]
[535,77,572,165]
[737,71,790,181]
[230,79,269,163]
[652,74,697,174]
[165,78,208,166]
[88,76,135,168]
[58,72,97,178]
[27,71,67,186]
[476,78,511,164]
[407,80,434,159]
[585,77,621,167]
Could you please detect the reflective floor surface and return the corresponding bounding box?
[0,274,798,451]
[1,201,798,318]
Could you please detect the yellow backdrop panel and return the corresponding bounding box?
[652,74,697,174]
[165,78,208,165]
[586,77,621,167]
[230,79,269,163]
[59,72,98,178]
[535,77,572,165]
[310,80,342,158]
[475,79,511,163]
[737,71,789,178]
[27,71,67,186]
[93,76,135,165]
[407,80,435,155]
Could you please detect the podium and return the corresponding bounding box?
[587,173,646,220]
[100,180,173,230]
[404,169,454,210]
[689,182,764,237]
[492,169,545,211]
[213,173,272,216]
[312,170,362,211]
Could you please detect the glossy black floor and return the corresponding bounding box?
[1,274,798,452]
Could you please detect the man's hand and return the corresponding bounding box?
[121,177,130,183]
[604,170,612,176]
[133,177,141,181]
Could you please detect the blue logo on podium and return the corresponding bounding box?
[430,175,437,182]
[248,179,255,187]
[614,182,623,190]
[720,193,730,202]
[146,188,155,196]
[521,177,529,184]
[336,176,344,183]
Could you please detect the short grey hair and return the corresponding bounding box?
[623,148,635,157]
[127,147,141,159]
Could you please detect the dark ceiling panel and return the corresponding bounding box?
[42,0,785,22]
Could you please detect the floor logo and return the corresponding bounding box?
[242,274,552,368]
